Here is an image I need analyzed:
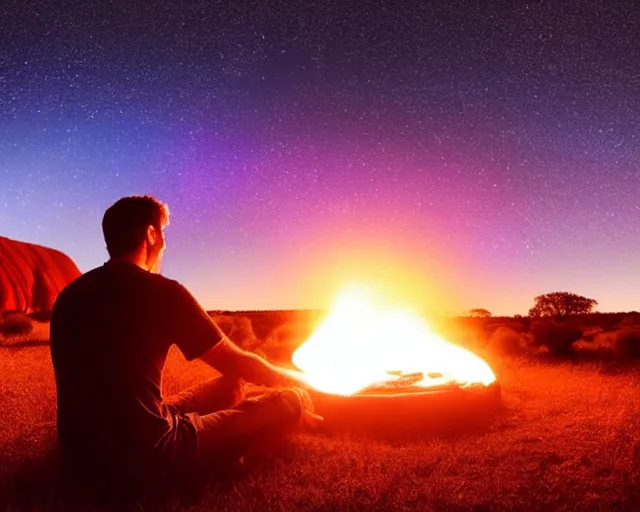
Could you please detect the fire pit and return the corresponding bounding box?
[307,381,501,437]
[291,288,501,435]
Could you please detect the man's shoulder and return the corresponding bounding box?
[56,263,181,303]
[55,266,102,301]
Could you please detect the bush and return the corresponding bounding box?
[263,321,314,363]
[243,311,288,341]
[211,314,260,352]
[485,319,527,336]
[618,313,640,328]
[437,320,488,351]
[487,327,529,356]
[530,320,582,356]
[612,327,640,360]
[581,326,604,342]
[598,313,627,331]
[0,312,34,337]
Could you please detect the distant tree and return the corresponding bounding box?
[528,292,597,318]
[468,308,492,318]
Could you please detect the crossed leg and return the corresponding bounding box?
[163,374,246,416]
[163,375,303,463]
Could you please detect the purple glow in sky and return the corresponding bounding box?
[1,1,639,315]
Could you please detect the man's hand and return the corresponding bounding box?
[199,338,324,428]
[290,387,324,429]
[273,366,315,390]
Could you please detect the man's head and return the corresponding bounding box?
[102,195,169,273]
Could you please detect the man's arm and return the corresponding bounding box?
[166,280,311,389]
[200,336,325,428]
[198,336,312,389]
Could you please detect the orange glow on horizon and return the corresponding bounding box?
[286,230,463,315]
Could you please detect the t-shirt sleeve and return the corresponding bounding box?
[166,281,224,361]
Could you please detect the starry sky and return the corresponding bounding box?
[1,1,639,315]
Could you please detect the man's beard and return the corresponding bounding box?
[146,246,163,274]
[149,254,163,274]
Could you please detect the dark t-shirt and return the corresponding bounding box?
[50,261,222,480]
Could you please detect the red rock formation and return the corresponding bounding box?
[0,236,81,314]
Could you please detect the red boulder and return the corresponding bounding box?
[0,236,81,314]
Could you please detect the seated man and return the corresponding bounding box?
[50,195,321,495]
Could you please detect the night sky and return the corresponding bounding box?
[1,1,639,315]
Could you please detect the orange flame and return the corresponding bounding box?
[292,287,496,395]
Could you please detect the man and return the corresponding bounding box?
[50,195,321,495]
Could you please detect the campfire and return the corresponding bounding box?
[292,287,497,397]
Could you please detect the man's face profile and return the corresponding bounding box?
[147,224,166,274]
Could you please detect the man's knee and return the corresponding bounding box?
[219,374,245,405]
[274,388,304,423]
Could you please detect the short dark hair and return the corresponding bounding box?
[102,195,169,258]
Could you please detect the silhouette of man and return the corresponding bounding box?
[50,195,321,494]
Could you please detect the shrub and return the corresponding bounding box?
[593,330,617,348]
[438,320,488,351]
[598,313,627,331]
[263,321,314,363]
[581,326,604,342]
[487,327,528,356]
[618,313,640,328]
[211,314,260,352]
[0,312,34,337]
[244,311,287,341]
[485,319,526,335]
[530,320,582,356]
[612,327,640,360]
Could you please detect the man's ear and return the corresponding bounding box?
[146,225,158,246]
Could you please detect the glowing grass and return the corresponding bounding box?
[1,338,639,510]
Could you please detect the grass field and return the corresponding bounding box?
[1,324,640,511]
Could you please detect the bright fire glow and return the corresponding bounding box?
[292,286,496,395]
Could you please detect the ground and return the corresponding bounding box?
[1,322,640,511]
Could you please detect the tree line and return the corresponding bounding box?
[469,291,599,318]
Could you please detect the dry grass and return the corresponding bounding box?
[1,331,640,510]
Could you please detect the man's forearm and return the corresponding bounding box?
[238,351,310,388]
[198,337,312,389]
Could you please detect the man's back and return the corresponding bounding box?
[50,261,220,480]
